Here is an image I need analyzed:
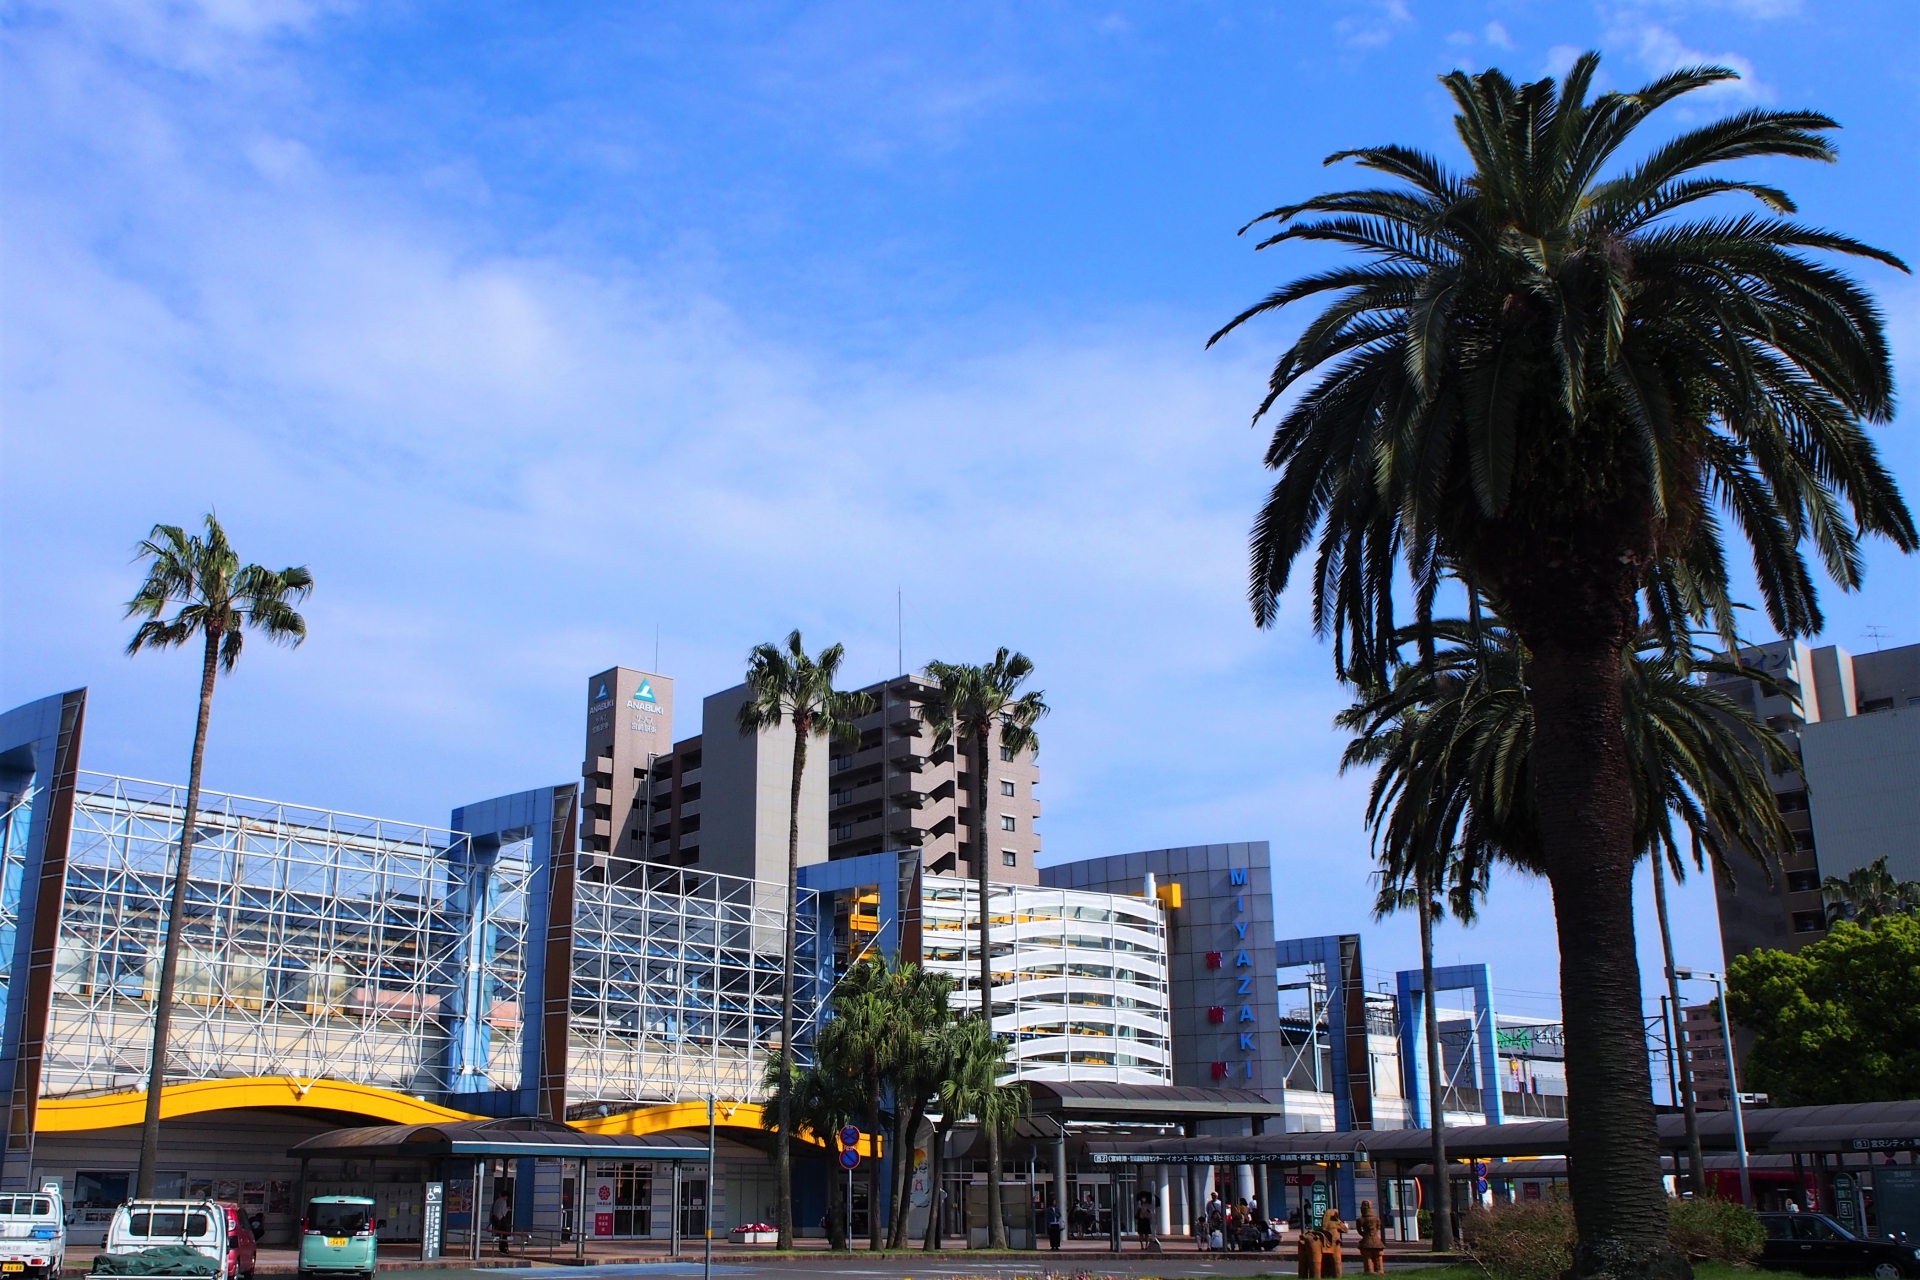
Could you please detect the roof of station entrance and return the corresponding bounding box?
[289,1116,710,1162]
[1082,1099,1920,1166]
[1026,1082,1285,1121]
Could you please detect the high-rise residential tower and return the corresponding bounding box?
[580,666,674,882]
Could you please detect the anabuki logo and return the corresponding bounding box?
[629,679,657,707]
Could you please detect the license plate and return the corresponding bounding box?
[4,1262,25,1272]
[328,1238,348,1247]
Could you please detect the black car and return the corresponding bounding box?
[1758,1212,1920,1278]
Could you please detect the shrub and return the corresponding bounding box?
[1668,1196,1764,1265]
[1460,1195,1763,1279]
[1459,1201,1574,1280]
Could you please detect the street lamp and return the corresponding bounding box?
[1673,969,1751,1206]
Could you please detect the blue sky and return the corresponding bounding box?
[5,0,1919,1027]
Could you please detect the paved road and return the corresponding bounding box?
[396,1254,1446,1280]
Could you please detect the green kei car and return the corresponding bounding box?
[298,1198,376,1280]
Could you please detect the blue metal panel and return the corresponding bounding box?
[1396,963,1502,1127]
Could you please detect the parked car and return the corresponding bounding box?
[0,1184,66,1280]
[298,1197,376,1280]
[101,1201,254,1280]
[1758,1212,1920,1278]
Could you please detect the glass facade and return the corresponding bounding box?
[918,876,1171,1085]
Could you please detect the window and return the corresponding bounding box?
[1858,697,1895,713]
[1000,814,1017,831]
[1777,791,1809,813]
[999,746,1015,761]
[1001,780,1016,796]
[1003,850,1018,867]
[1786,870,1819,893]
[1791,911,1825,934]
[1791,831,1816,853]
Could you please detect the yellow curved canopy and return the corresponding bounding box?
[36,1078,483,1133]
[574,1101,880,1156]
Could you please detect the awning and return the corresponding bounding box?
[290,1115,711,1162]
[1026,1082,1285,1121]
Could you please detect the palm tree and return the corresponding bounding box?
[1220,53,1912,1275]
[1822,856,1920,924]
[922,1016,1026,1251]
[761,1056,864,1249]
[1341,676,1489,1251]
[124,514,312,1197]
[921,648,1045,1249]
[819,956,900,1250]
[738,631,873,1248]
[883,964,955,1248]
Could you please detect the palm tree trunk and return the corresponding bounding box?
[867,1091,884,1249]
[1420,881,1451,1252]
[923,1121,949,1250]
[775,724,807,1249]
[826,1162,846,1250]
[975,729,993,1019]
[985,1119,1006,1249]
[1650,853,1705,1197]
[1527,636,1686,1280]
[887,1099,924,1248]
[137,626,220,1197]
[975,729,1007,1250]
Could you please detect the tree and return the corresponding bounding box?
[921,1016,1027,1251]
[921,648,1046,1249]
[1341,658,1492,1252]
[1343,618,1795,1222]
[818,956,901,1251]
[738,631,872,1248]
[124,514,312,1197]
[882,964,955,1248]
[1728,915,1920,1105]
[760,1055,864,1249]
[1821,856,1920,925]
[1218,52,1911,1279]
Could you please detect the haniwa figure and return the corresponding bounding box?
[1356,1200,1387,1275]
[1296,1217,1323,1277]
[1319,1208,1347,1277]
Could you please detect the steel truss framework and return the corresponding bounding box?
[45,773,527,1099]
[0,786,37,1012]
[566,863,824,1107]
[918,876,1171,1085]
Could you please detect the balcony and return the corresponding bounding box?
[588,786,613,807]
[585,755,613,778]
[591,818,612,838]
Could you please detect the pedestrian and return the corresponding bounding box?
[1319,1207,1347,1277]
[490,1189,512,1256]
[1356,1200,1386,1275]
[1135,1189,1159,1251]
[1046,1199,1063,1252]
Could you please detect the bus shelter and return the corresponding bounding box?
[289,1116,710,1261]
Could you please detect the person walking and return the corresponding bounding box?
[1356,1200,1386,1275]
[490,1189,512,1256]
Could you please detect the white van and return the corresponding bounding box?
[0,1183,65,1280]
[103,1200,252,1280]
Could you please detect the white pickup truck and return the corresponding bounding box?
[0,1184,65,1280]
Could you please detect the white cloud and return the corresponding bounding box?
[1335,0,1414,50]
[1483,20,1515,49]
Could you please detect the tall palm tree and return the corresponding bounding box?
[1220,53,1912,1276]
[921,648,1045,1249]
[1341,680,1489,1251]
[1822,856,1920,924]
[124,514,312,1196]
[738,631,873,1249]
[922,1016,1026,1251]
[1345,618,1798,1233]
[883,964,955,1248]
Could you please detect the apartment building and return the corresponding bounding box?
[824,673,1042,886]
[594,669,1032,886]
[1707,638,1920,964]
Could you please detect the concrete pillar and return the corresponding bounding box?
[1053,1127,1068,1225]
[1155,1165,1171,1236]
[1238,1163,1256,1205]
